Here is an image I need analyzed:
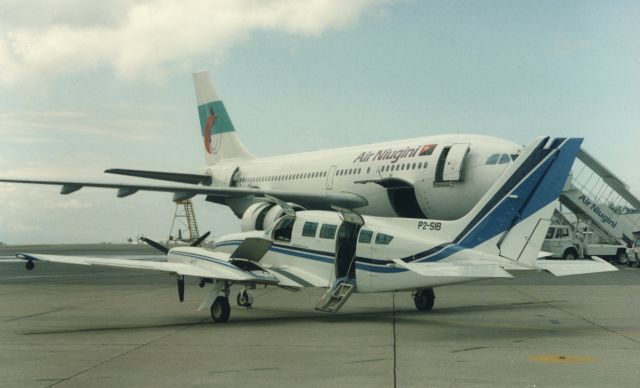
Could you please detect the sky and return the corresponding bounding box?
[1,0,639,244]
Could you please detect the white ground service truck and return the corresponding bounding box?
[542,224,628,263]
[626,231,640,267]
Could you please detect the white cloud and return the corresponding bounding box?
[0,0,387,87]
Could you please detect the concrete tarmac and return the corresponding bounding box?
[1,249,640,387]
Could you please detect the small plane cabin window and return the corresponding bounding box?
[486,154,499,165]
[273,217,295,242]
[375,233,394,245]
[302,222,319,237]
[358,229,373,244]
[498,154,510,164]
[319,224,337,239]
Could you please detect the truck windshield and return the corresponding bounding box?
[634,238,640,247]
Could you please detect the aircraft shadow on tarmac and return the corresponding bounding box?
[21,299,577,336]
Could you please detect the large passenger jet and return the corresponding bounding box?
[0,71,522,228]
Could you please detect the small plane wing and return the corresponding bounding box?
[535,256,618,276]
[391,259,514,278]
[0,178,367,210]
[17,252,278,284]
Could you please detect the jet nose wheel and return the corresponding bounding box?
[236,289,254,307]
[412,288,435,311]
[210,296,231,323]
[25,261,35,271]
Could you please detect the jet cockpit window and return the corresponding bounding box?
[498,154,511,164]
[273,217,295,242]
[486,154,499,165]
[302,222,319,237]
[319,224,337,239]
[375,233,394,245]
[358,229,373,244]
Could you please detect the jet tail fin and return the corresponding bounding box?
[193,70,252,165]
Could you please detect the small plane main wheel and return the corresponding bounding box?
[210,296,231,323]
[236,290,254,307]
[25,261,35,271]
[412,288,435,311]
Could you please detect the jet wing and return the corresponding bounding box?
[17,253,278,284]
[0,178,368,210]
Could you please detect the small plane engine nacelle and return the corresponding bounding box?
[240,201,304,232]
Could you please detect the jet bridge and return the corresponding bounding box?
[557,149,640,248]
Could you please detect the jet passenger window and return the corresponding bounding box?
[375,233,394,245]
[319,224,337,239]
[358,229,373,244]
[302,222,319,237]
[273,217,295,242]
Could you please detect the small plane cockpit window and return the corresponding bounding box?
[302,222,319,237]
[375,233,394,245]
[498,154,510,164]
[486,154,499,165]
[358,229,373,244]
[273,217,295,242]
[319,224,337,239]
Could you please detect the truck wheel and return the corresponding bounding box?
[563,249,578,261]
[617,251,629,265]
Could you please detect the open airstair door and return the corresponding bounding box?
[436,143,470,183]
[316,208,361,313]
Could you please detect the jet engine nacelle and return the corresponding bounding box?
[241,201,304,232]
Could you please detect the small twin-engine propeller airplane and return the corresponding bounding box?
[17,137,617,323]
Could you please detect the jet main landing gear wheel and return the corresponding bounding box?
[236,289,254,307]
[412,288,435,311]
[210,296,231,323]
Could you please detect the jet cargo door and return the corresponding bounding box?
[436,143,470,182]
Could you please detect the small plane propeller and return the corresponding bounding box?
[140,232,211,303]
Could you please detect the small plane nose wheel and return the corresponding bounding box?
[236,289,254,308]
[210,296,231,323]
[25,261,35,271]
[412,288,435,311]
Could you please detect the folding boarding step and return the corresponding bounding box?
[315,282,355,313]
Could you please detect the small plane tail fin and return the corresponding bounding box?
[193,70,252,165]
[419,137,582,265]
[460,137,582,265]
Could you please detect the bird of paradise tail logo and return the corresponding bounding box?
[203,107,222,154]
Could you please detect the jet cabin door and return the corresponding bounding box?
[326,165,337,190]
[435,143,470,183]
